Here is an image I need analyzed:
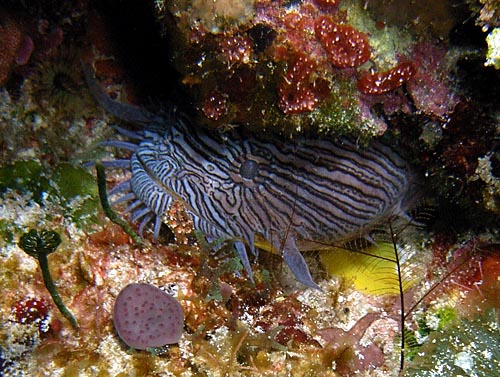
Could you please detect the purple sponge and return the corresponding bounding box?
[113,283,184,350]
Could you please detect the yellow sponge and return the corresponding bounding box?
[320,242,414,295]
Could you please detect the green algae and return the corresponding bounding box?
[53,164,96,201]
[0,160,50,204]
[312,79,362,137]
[19,229,79,330]
[95,161,142,245]
[404,309,500,376]
[433,306,457,329]
[0,160,100,231]
[403,306,459,362]
[0,219,18,244]
[53,164,100,228]
[206,255,244,302]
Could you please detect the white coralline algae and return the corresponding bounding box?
[485,28,500,69]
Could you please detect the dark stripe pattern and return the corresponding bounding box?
[84,65,413,289]
[120,117,412,289]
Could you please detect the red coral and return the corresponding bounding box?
[13,297,53,335]
[264,3,321,63]
[315,16,370,68]
[0,9,29,86]
[278,52,330,114]
[203,89,229,120]
[313,0,341,12]
[13,298,49,324]
[357,62,416,94]
[219,34,253,66]
[284,10,312,32]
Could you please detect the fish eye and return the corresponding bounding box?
[239,159,259,180]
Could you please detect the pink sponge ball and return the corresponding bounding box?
[113,283,184,350]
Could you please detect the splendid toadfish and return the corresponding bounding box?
[84,65,415,290]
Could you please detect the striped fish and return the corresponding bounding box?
[84,66,414,290]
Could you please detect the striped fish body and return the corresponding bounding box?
[84,65,412,289]
[129,119,411,289]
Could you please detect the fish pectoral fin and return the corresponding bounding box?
[234,241,255,284]
[282,238,322,291]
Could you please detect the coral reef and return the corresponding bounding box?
[28,48,94,121]
[405,43,459,119]
[0,161,99,228]
[0,0,499,376]
[159,0,434,138]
